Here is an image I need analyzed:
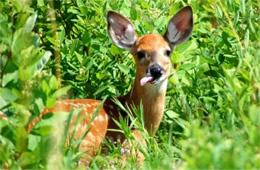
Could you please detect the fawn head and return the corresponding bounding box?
[107,6,193,89]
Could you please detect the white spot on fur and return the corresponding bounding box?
[82,139,89,146]
[81,124,87,131]
[76,125,81,132]
[105,114,110,121]
[87,132,94,140]
[97,115,104,121]
[71,103,78,108]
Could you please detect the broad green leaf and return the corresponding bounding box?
[75,51,83,64]
[46,97,56,108]
[30,125,54,136]
[35,51,51,73]
[240,0,246,15]
[24,14,37,32]
[76,0,84,7]
[16,126,28,153]
[34,98,44,116]
[222,27,236,38]
[17,152,37,167]
[52,86,70,98]
[2,71,18,87]
[37,0,44,6]
[94,84,109,95]
[19,66,31,81]
[0,88,17,108]
[118,64,130,74]
[42,80,50,95]
[178,63,196,71]
[46,36,58,46]
[249,105,260,126]
[49,76,58,90]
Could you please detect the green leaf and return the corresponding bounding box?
[42,80,50,95]
[19,66,31,81]
[222,27,236,38]
[34,98,44,116]
[49,76,58,90]
[178,63,196,71]
[30,125,54,136]
[46,97,56,108]
[24,14,37,32]
[16,126,28,153]
[46,36,58,46]
[110,44,121,55]
[36,51,51,71]
[240,0,246,15]
[130,6,137,20]
[17,152,37,167]
[94,84,109,95]
[75,51,83,64]
[244,29,249,48]
[249,105,260,126]
[216,5,223,18]
[12,30,33,60]
[76,0,84,7]
[2,71,18,87]
[52,86,70,98]
[58,29,65,45]
[0,88,17,108]
[118,64,130,74]
[37,0,44,6]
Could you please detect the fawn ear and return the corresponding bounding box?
[107,10,138,50]
[164,6,193,47]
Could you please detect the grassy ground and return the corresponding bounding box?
[0,0,259,169]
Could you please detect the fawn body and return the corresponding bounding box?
[25,6,193,165]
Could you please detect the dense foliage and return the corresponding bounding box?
[0,0,259,169]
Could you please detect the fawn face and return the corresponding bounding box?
[132,34,172,87]
[107,6,193,87]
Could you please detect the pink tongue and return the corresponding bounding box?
[140,76,154,86]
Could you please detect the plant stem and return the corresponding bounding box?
[49,0,61,87]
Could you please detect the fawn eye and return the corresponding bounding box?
[136,51,145,60]
[165,49,171,57]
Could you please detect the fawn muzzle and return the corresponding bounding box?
[140,64,165,86]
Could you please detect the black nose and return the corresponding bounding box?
[149,64,164,79]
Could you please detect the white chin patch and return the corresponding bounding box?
[145,76,168,94]
[154,75,167,85]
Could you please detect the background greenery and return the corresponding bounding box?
[0,0,259,169]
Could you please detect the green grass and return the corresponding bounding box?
[0,0,259,169]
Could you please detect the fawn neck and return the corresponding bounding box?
[123,68,168,135]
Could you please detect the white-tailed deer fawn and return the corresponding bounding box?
[3,6,193,166]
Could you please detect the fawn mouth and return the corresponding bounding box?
[140,74,166,86]
[140,75,156,86]
[140,65,166,86]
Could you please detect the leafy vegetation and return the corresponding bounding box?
[0,0,259,169]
